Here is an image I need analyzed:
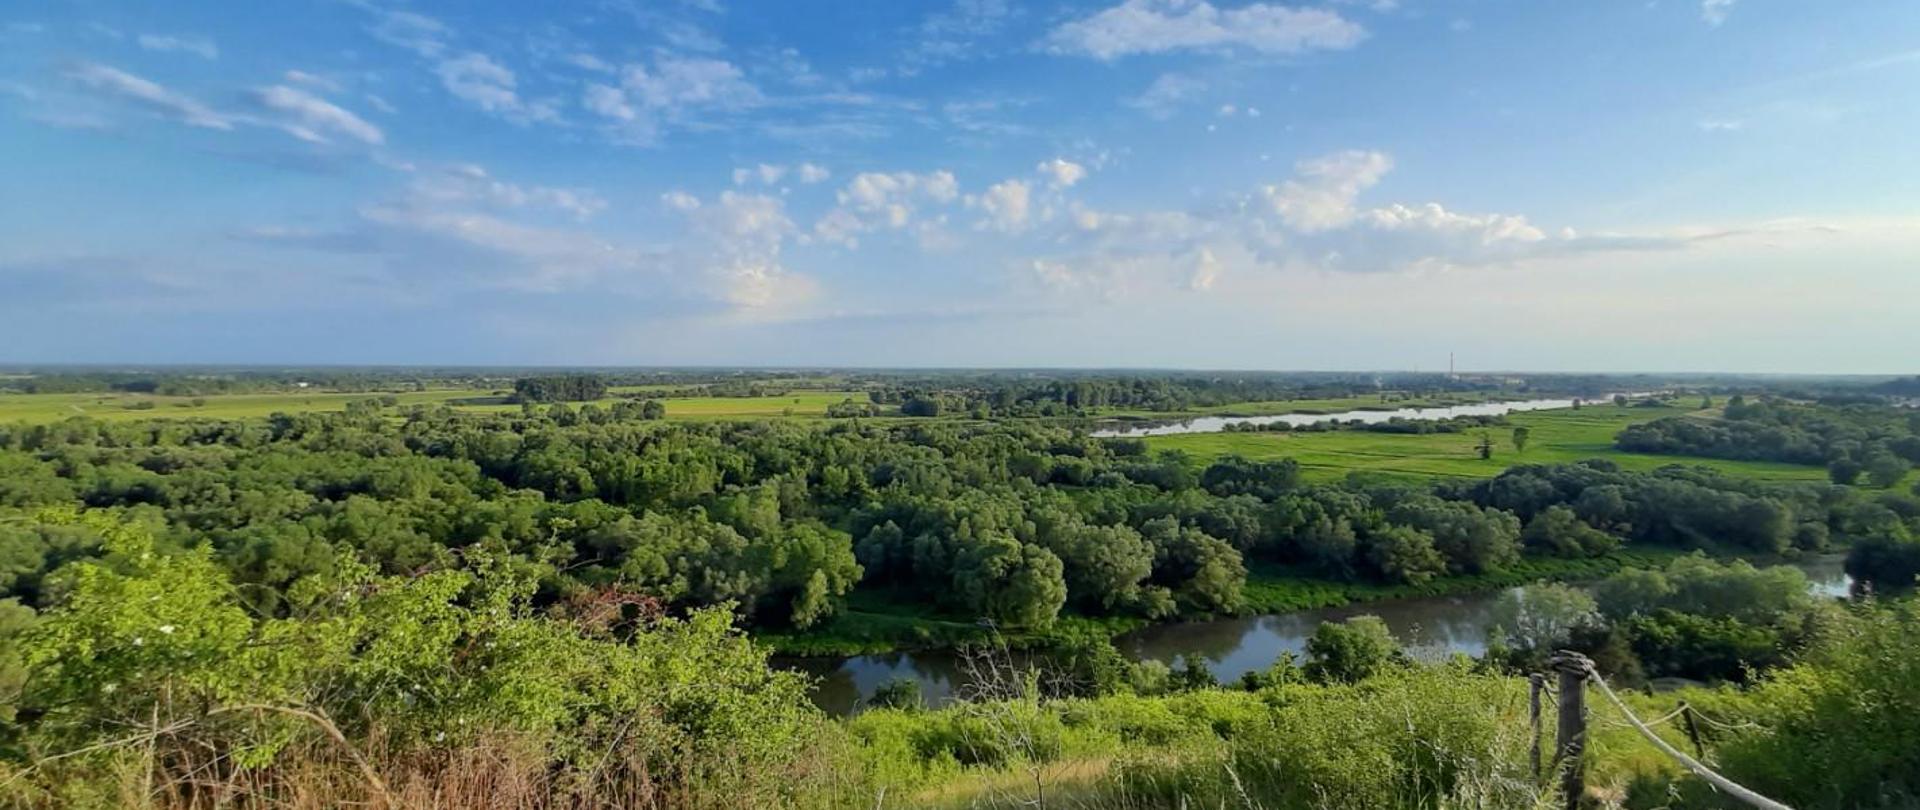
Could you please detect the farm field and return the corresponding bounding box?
[1142,403,1833,483]
[0,387,878,423]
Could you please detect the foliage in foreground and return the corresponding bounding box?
[0,510,839,809]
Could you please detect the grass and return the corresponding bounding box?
[1141,403,1831,484]
[0,388,878,424]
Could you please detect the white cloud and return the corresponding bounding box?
[1262,150,1393,232]
[758,163,787,184]
[1036,158,1088,189]
[416,164,606,219]
[1126,72,1206,118]
[1701,0,1736,27]
[137,33,218,59]
[1697,119,1744,132]
[662,190,702,211]
[65,62,232,129]
[797,162,831,183]
[679,191,818,310]
[1019,148,1699,298]
[1046,0,1365,60]
[253,85,384,145]
[623,56,758,109]
[911,0,1016,66]
[437,52,557,124]
[814,170,961,245]
[283,70,342,93]
[581,55,759,145]
[583,83,638,120]
[974,179,1033,232]
[1189,247,1221,290]
[369,10,448,57]
[357,203,639,291]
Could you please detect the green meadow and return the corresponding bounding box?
[1142,403,1832,483]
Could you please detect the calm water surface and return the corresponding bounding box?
[789,555,1851,716]
[1090,396,1604,438]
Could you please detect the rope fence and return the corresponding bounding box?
[1541,651,1793,810]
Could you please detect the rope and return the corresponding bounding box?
[1687,708,1764,733]
[1638,705,1689,728]
[1579,665,1793,810]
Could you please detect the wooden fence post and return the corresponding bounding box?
[1549,652,1592,810]
[1680,701,1707,760]
[1529,672,1545,782]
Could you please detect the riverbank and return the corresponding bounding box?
[756,546,1725,658]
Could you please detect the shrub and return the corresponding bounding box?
[1708,602,1920,809]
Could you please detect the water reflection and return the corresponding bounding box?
[789,555,1852,716]
[1091,397,1595,438]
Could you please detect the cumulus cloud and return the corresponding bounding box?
[816,170,962,245]
[1036,158,1088,189]
[1262,150,1393,232]
[65,62,232,129]
[1046,0,1365,60]
[138,33,218,59]
[252,85,385,145]
[1022,148,1705,299]
[678,191,818,310]
[974,179,1033,232]
[661,190,702,211]
[797,162,831,183]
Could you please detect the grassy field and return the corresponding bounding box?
[1142,403,1831,483]
[0,388,877,423]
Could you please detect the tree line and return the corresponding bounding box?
[1616,395,1920,486]
[3,407,1917,638]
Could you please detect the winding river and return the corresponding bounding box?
[787,556,1851,716]
[1089,396,1613,438]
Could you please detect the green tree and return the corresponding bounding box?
[1304,616,1397,683]
[1510,426,1531,454]
[1521,505,1619,557]
[1488,583,1598,654]
[1863,449,1911,489]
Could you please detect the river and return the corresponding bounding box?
[1089,396,1609,438]
[787,555,1851,716]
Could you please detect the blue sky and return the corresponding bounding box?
[2,0,1916,372]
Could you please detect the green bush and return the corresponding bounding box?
[1707,602,1920,809]
[2,510,837,807]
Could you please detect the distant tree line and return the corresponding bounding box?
[1616,395,1920,486]
[512,374,610,402]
